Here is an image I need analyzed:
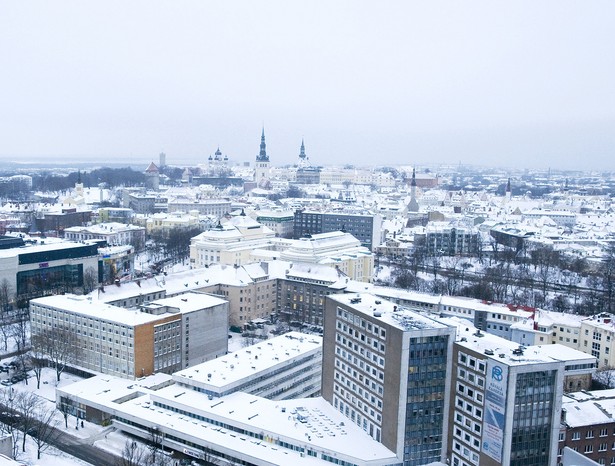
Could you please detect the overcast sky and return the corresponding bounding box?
[1,1,614,171]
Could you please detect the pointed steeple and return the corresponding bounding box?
[408,167,419,212]
[77,170,82,185]
[506,177,511,193]
[299,139,306,159]
[257,128,269,162]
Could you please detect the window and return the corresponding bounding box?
[585,444,593,453]
[572,432,580,441]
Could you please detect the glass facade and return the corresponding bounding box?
[405,335,449,465]
[510,370,557,466]
[17,263,83,297]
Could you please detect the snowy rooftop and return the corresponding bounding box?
[32,294,177,326]
[329,293,449,332]
[173,332,322,393]
[562,390,615,428]
[446,318,593,368]
[59,374,397,465]
[64,222,143,233]
[140,292,227,314]
[0,238,99,258]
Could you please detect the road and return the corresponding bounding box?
[50,426,120,466]
[0,406,120,466]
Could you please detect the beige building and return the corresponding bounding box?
[279,231,374,283]
[579,313,615,369]
[189,213,276,268]
[142,211,202,234]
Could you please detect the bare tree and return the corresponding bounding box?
[28,336,48,389]
[30,401,60,459]
[117,440,148,466]
[31,327,81,383]
[0,387,21,459]
[593,366,615,389]
[56,394,76,429]
[15,391,44,453]
[0,279,14,351]
[147,426,164,465]
[82,266,99,295]
[9,319,30,385]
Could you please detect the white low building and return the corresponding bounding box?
[64,222,146,249]
[57,351,397,466]
[173,332,322,400]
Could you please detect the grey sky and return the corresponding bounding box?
[1,1,614,170]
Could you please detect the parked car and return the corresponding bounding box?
[1,379,13,386]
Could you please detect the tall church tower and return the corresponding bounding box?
[255,128,271,187]
[298,138,310,168]
[75,170,84,198]
[407,167,419,212]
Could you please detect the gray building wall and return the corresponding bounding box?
[183,301,229,368]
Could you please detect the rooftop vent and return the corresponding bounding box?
[484,349,494,355]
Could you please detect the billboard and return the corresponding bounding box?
[482,360,508,462]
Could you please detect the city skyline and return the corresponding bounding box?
[1,1,614,171]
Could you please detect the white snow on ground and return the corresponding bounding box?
[0,366,142,466]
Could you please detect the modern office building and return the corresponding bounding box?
[30,292,228,378]
[0,236,101,301]
[447,325,565,466]
[414,224,481,256]
[255,210,295,238]
[322,292,455,465]
[293,209,382,251]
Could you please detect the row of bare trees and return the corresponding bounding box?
[391,241,615,315]
[0,388,60,460]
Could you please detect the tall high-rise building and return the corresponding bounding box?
[322,292,455,465]
[447,326,565,466]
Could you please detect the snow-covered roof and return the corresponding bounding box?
[173,332,322,393]
[59,374,398,465]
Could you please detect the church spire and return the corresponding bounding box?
[299,139,306,159]
[407,167,419,212]
[256,127,269,162]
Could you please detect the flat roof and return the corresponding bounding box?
[173,332,322,392]
[142,292,227,314]
[329,293,450,332]
[446,317,591,368]
[59,374,397,465]
[31,295,175,326]
[0,238,99,258]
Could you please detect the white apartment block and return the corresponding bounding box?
[30,292,228,379]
